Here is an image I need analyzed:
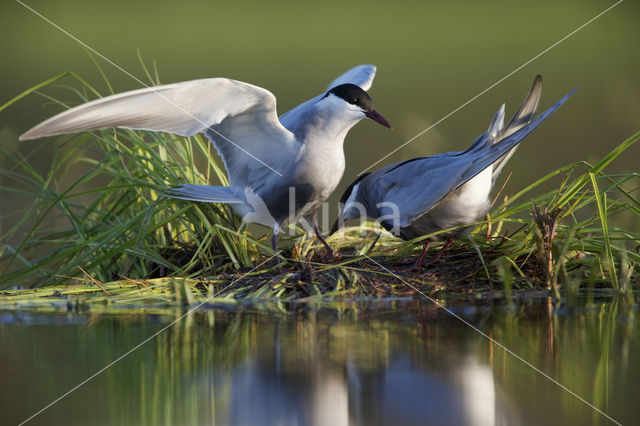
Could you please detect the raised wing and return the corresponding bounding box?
[368,86,575,226]
[19,78,297,188]
[20,78,289,140]
[326,64,376,91]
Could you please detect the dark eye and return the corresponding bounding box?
[349,98,357,105]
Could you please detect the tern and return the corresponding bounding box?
[331,76,575,268]
[19,65,391,254]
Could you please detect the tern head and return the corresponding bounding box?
[322,84,392,129]
[330,173,371,235]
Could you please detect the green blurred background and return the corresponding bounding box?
[1,0,639,234]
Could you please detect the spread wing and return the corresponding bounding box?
[19,78,297,189]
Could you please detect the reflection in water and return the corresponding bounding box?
[0,298,636,425]
[223,349,502,425]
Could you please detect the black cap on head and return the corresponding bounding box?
[324,84,373,111]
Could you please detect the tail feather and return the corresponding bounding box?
[491,75,543,182]
[487,85,575,170]
[500,75,543,139]
[487,104,506,140]
[164,184,244,204]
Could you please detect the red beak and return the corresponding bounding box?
[365,109,392,129]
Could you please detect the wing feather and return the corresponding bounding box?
[326,64,376,91]
[19,78,290,140]
[20,66,377,191]
[366,86,575,226]
[19,78,299,189]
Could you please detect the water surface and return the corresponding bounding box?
[1,297,637,425]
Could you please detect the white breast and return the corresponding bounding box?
[298,140,346,200]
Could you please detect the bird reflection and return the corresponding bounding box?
[205,331,520,425]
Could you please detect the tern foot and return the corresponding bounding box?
[323,247,335,259]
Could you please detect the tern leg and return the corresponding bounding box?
[365,232,382,255]
[271,224,280,252]
[411,240,430,270]
[409,236,453,271]
[313,216,334,258]
[270,225,287,271]
[423,235,454,266]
